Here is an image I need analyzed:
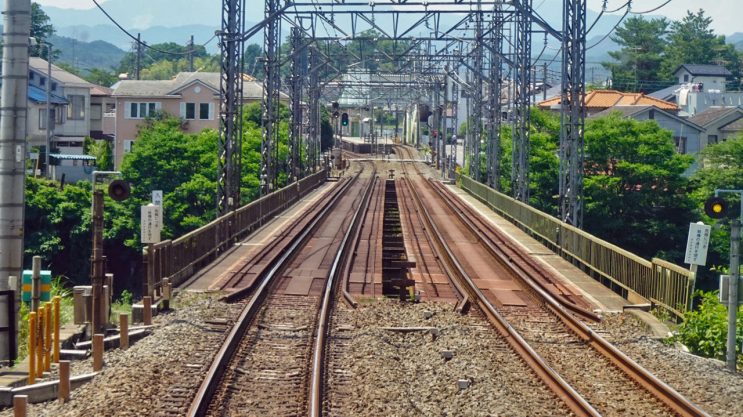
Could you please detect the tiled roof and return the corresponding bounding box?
[674,64,732,77]
[588,105,704,131]
[537,89,678,111]
[113,72,286,100]
[29,57,92,88]
[688,107,743,127]
[648,84,681,101]
[90,85,113,96]
[720,117,743,132]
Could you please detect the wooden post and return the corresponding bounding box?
[31,256,41,313]
[27,312,36,384]
[93,334,104,371]
[13,395,27,417]
[44,303,51,371]
[162,278,171,310]
[53,296,60,363]
[147,243,155,299]
[58,360,70,403]
[119,313,129,350]
[143,296,152,326]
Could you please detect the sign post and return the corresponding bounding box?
[141,204,162,298]
[684,221,711,310]
[151,190,163,207]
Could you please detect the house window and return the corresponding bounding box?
[123,140,134,153]
[51,82,58,92]
[708,134,718,144]
[127,102,160,119]
[683,74,689,82]
[199,103,210,120]
[39,108,63,129]
[29,72,35,81]
[67,95,85,120]
[185,102,196,119]
[648,109,655,120]
[40,77,46,87]
[673,136,687,153]
[90,104,102,120]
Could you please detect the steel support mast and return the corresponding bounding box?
[217,0,244,215]
[289,27,305,182]
[261,0,280,194]
[486,10,504,190]
[559,0,587,228]
[512,0,532,202]
[469,9,484,182]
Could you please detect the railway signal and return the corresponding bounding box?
[704,196,729,219]
[341,112,349,126]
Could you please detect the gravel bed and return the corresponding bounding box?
[589,313,743,417]
[326,300,572,417]
[0,292,238,417]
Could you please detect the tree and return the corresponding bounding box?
[582,113,696,261]
[85,68,118,87]
[602,16,669,92]
[244,43,265,80]
[30,2,56,59]
[661,10,731,79]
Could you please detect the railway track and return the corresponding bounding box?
[395,144,710,417]
[185,164,377,416]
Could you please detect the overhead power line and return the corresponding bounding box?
[91,0,216,57]
[587,2,632,50]
[630,0,673,14]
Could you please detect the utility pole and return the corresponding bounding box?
[44,42,53,178]
[188,35,195,72]
[0,0,31,363]
[135,33,142,80]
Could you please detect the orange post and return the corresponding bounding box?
[36,309,43,378]
[93,334,104,371]
[13,395,27,417]
[53,296,60,363]
[28,312,36,384]
[44,303,52,371]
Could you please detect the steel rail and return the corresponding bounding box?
[397,166,600,417]
[428,179,600,322]
[341,174,379,307]
[414,158,710,417]
[309,163,377,417]
[186,170,362,417]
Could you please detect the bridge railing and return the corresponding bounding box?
[148,171,327,291]
[460,176,692,320]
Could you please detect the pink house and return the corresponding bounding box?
[109,72,283,168]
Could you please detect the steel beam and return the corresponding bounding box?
[511,0,532,202]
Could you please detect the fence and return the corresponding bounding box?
[460,176,693,320]
[148,171,327,289]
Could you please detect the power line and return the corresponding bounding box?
[630,0,673,14]
[91,0,215,56]
[587,2,632,50]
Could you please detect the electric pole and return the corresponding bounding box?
[188,35,195,72]
[0,0,31,363]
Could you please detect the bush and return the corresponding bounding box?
[675,291,743,368]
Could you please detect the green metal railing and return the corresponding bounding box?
[460,176,692,320]
[149,171,328,289]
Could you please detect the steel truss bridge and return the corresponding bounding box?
[216,0,586,228]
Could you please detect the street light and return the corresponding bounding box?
[42,41,53,178]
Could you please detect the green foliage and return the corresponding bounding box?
[30,2,57,59]
[581,113,695,261]
[689,134,743,266]
[86,138,113,171]
[603,16,670,92]
[675,291,742,367]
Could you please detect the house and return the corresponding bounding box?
[648,64,743,116]
[588,105,705,155]
[537,89,678,117]
[688,106,743,148]
[109,72,288,168]
[21,58,114,181]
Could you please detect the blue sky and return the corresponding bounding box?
[35,0,742,35]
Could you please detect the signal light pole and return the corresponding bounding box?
[705,190,742,371]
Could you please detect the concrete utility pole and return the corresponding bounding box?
[188,35,195,72]
[0,0,32,363]
[44,42,53,178]
[135,33,142,80]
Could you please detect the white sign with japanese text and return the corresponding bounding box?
[152,190,163,206]
[141,204,162,244]
[684,222,711,266]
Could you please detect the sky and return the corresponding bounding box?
[33,0,743,35]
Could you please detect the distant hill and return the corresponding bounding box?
[50,35,126,74]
